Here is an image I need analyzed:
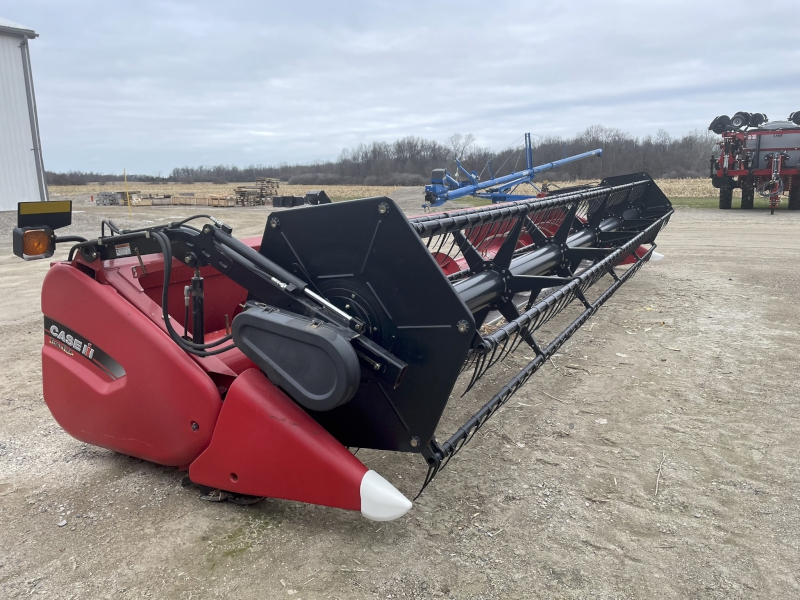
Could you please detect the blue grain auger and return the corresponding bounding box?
[423,133,602,209]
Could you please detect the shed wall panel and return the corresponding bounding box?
[0,33,41,210]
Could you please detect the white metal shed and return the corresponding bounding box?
[0,17,47,210]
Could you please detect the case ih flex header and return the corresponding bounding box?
[709,111,800,213]
[13,176,671,520]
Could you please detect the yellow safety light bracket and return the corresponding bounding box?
[13,201,72,261]
[17,200,72,229]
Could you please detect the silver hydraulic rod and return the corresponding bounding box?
[304,287,362,327]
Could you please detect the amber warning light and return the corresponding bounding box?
[13,201,72,261]
[13,227,55,260]
[22,229,53,258]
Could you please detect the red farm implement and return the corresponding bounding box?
[13,173,672,520]
[709,111,800,213]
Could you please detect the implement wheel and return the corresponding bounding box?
[719,187,733,210]
[789,182,800,210]
[741,180,755,210]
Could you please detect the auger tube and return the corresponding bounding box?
[453,215,623,312]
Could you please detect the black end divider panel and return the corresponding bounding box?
[258,197,474,452]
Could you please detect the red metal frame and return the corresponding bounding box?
[189,368,367,511]
[713,129,800,186]
[42,262,223,466]
[38,235,409,515]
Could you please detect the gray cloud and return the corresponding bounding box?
[4,0,799,173]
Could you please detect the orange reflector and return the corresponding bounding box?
[23,229,52,257]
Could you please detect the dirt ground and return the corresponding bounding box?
[1,190,799,599]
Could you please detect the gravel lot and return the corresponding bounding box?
[1,193,798,599]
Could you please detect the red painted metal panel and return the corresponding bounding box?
[189,369,368,511]
[41,263,223,466]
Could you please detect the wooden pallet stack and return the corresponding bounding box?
[234,178,280,206]
[96,191,142,206]
[148,195,236,207]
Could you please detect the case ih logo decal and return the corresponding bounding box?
[44,317,126,380]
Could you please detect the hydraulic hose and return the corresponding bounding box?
[152,231,236,356]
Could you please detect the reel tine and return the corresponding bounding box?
[461,216,667,390]
[405,175,673,492]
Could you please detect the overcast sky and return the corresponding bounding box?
[3,0,799,174]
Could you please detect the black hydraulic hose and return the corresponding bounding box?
[154,231,233,349]
[758,178,784,198]
[152,231,236,356]
[171,215,217,227]
[101,215,207,238]
[101,220,121,237]
[66,226,235,356]
[55,235,88,244]
[63,222,257,355]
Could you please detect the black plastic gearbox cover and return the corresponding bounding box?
[232,306,360,411]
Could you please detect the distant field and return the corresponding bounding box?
[450,196,794,211]
[49,177,721,200]
[514,177,719,198]
[48,183,399,201]
[51,178,797,210]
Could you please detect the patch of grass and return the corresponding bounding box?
[217,525,251,558]
[669,196,793,210]
[669,197,719,209]
[453,197,492,208]
[221,543,252,558]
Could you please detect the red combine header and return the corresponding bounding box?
[709,111,800,213]
[12,174,671,520]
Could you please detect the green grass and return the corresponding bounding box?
[453,197,492,208]
[458,195,779,211]
[668,197,719,208]
[339,194,786,211]
[669,196,793,210]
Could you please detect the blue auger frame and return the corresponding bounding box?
[423,133,602,208]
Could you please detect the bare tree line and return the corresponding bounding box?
[46,126,717,186]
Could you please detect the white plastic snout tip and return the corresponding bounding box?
[360,470,412,521]
[649,251,665,262]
